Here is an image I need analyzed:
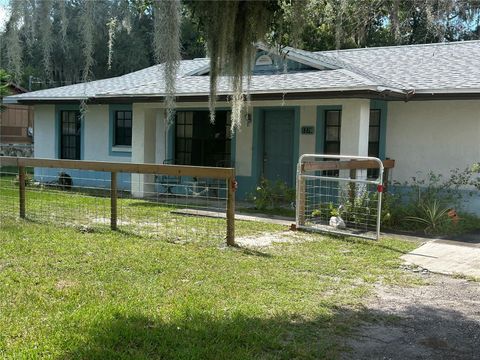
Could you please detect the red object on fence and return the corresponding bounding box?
[377,184,384,193]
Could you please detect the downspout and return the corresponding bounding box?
[404,89,416,102]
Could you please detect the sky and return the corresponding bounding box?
[0,0,9,32]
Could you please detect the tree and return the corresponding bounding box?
[1,0,479,130]
[0,69,11,112]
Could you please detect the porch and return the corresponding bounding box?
[130,99,391,199]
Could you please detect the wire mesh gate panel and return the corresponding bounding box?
[296,154,384,240]
[0,157,236,246]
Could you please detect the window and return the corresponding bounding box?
[114,110,132,146]
[368,109,381,178]
[175,111,232,167]
[324,110,341,155]
[60,110,81,160]
[324,110,341,176]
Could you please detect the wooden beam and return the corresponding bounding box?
[297,176,306,226]
[0,156,235,179]
[110,172,117,231]
[226,175,236,246]
[18,166,26,219]
[302,159,395,172]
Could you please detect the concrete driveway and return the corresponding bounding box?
[401,232,480,278]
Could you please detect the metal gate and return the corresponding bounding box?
[295,154,384,240]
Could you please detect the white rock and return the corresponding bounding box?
[329,216,346,229]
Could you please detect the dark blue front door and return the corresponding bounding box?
[263,110,294,187]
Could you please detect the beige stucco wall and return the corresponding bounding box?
[83,105,131,163]
[386,100,480,183]
[33,104,56,159]
[33,104,132,163]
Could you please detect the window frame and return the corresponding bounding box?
[368,109,382,178]
[323,109,342,177]
[174,110,232,167]
[113,110,132,147]
[60,110,81,160]
[323,109,342,155]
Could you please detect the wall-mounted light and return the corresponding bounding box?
[246,113,252,127]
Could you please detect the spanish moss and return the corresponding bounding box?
[107,17,118,71]
[5,0,23,82]
[57,0,68,42]
[192,1,273,130]
[81,0,94,82]
[38,0,53,80]
[153,0,181,123]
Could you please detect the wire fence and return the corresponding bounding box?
[296,154,389,240]
[0,157,236,246]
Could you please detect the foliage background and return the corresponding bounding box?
[0,0,479,90]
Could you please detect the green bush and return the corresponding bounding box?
[249,178,295,211]
[311,202,338,221]
[13,173,34,186]
[385,166,480,235]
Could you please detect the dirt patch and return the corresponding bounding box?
[343,272,480,359]
[235,231,315,247]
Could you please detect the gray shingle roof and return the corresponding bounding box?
[318,41,480,92]
[6,40,480,103]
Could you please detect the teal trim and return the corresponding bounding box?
[167,107,231,164]
[166,122,175,163]
[316,105,342,154]
[109,104,132,157]
[251,107,263,184]
[251,106,300,187]
[292,109,301,183]
[370,100,388,160]
[55,104,83,159]
[236,175,258,200]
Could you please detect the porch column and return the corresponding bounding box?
[131,104,157,198]
[340,99,370,179]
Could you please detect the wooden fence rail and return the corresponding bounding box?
[0,156,236,246]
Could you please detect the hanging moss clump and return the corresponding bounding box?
[38,0,53,80]
[81,0,94,82]
[154,0,181,123]
[5,0,24,82]
[190,1,274,130]
[107,17,118,70]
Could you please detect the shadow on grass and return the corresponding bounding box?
[340,236,410,255]
[125,201,176,209]
[62,312,342,360]
[61,303,480,360]
[312,232,410,255]
[232,244,274,258]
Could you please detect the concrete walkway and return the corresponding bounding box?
[402,238,480,278]
[172,208,294,226]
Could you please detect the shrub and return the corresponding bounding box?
[405,200,450,234]
[13,173,33,186]
[385,165,480,234]
[249,178,295,211]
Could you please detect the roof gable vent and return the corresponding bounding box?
[255,55,273,66]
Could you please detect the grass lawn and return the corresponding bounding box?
[0,211,419,359]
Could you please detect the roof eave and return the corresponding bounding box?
[3,96,89,104]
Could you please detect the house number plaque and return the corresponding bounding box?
[301,126,315,135]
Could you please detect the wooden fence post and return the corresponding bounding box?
[111,171,117,230]
[349,169,357,205]
[298,176,306,226]
[383,168,390,192]
[226,174,235,246]
[19,166,26,219]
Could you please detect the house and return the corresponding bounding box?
[4,40,480,213]
[0,83,34,156]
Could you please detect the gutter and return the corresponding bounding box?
[3,96,89,104]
